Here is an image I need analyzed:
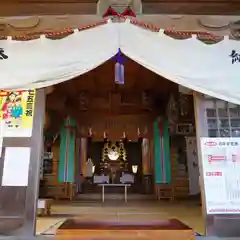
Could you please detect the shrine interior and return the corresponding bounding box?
[40,56,200,203]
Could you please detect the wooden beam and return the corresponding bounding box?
[142,2,240,15]
[0,2,97,16]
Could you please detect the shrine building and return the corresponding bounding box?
[0,1,240,239]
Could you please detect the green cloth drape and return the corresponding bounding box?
[58,117,76,183]
[154,118,171,184]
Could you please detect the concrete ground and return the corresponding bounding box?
[36,199,204,236]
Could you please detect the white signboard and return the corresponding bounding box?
[2,147,31,186]
[37,199,46,209]
[201,138,240,214]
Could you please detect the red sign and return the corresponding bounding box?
[205,141,217,147]
[0,90,24,97]
[208,155,225,163]
[206,171,222,176]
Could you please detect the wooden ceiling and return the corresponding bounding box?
[57,59,174,93]
[45,58,196,140]
[45,58,177,139]
[0,0,239,16]
[46,58,176,116]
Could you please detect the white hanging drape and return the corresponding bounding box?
[1,21,240,104]
[118,23,240,104]
[0,23,119,89]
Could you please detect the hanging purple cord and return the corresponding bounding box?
[113,48,125,84]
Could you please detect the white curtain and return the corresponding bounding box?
[0,23,119,89]
[118,23,240,104]
[1,21,240,104]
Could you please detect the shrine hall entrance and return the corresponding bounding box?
[41,57,200,203]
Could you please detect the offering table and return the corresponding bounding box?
[98,183,131,203]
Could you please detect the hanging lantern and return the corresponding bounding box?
[114,48,125,85]
[115,62,124,84]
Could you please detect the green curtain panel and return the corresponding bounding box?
[154,118,171,184]
[58,117,76,183]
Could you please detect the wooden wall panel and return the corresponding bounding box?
[0,2,98,16]
[170,146,189,198]
[0,0,238,16]
[78,115,153,140]
[142,1,240,15]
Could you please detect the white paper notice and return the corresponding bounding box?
[2,147,31,186]
[201,138,240,214]
[37,199,46,209]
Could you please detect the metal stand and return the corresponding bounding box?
[102,184,105,203]
[124,185,127,203]
[100,184,130,203]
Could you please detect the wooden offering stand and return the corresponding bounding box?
[56,218,195,240]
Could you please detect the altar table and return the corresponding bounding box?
[98,184,131,203]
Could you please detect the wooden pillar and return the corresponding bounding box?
[142,138,154,194]
[193,92,208,235]
[142,138,150,174]
[0,89,45,237]
[75,137,86,193]
[52,143,60,177]
[80,138,87,176]
[148,139,154,174]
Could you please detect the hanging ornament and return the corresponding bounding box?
[89,127,92,137]
[114,48,125,85]
[102,5,136,18]
[103,6,119,18]
[121,6,136,17]
[137,127,140,136]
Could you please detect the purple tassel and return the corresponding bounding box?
[115,62,124,84]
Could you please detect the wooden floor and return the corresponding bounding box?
[36,197,204,236]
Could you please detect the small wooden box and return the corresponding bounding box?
[37,198,52,216]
